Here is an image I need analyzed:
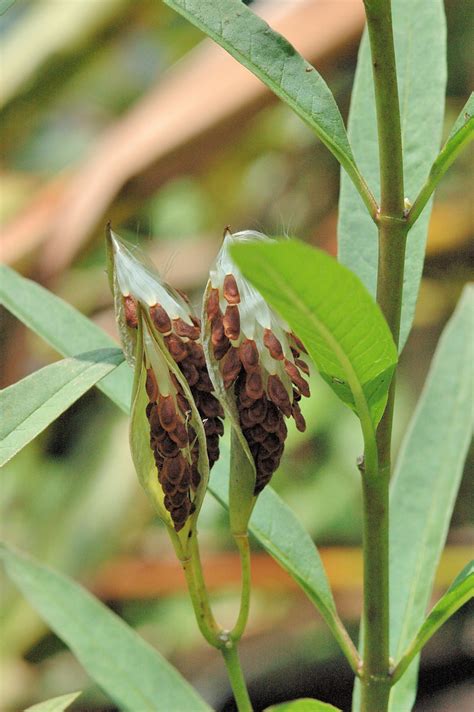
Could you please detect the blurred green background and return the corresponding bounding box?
[1,1,472,710]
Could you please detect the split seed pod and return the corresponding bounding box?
[106,228,224,546]
[203,229,310,531]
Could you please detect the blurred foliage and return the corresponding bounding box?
[0,1,472,710]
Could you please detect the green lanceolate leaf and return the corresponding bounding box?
[338,0,447,349]
[163,0,376,216]
[387,286,473,711]
[265,699,342,712]
[408,93,474,226]
[24,691,82,712]
[0,543,211,712]
[0,264,132,413]
[392,561,474,684]
[231,239,397,430]
[210,452,360,673]
[0,348,124,467]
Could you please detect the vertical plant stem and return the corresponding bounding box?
[221,644,253,712]
[361,1,408,710]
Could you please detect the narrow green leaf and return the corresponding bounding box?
[0,349,124,466]
[0,543,211,712]
[408,93,474,227]
[210,452,360,673]
[231,239,397,429]
[265,699,341,712]
[387,286,473,710]
[338,0,447,349]
[392,561,474,684]
[163,0,376,216]
[0,264,132,413]
[24,691,82,712]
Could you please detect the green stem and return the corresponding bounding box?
[180,534,222,648]
[221,644,253,712]
[179,530,253,709]
[360,1,408,709]
[230,533,252,642]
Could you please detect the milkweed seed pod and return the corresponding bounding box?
[106,228,224,540]
[203,229,310,501]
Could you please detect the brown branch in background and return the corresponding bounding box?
[1,0,364,277]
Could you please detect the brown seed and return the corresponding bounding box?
[248,424,267,443]
[256,451,276,477]
[187,341,206,367]
[169,420,189,448]
[214,338,231,360]
[291,333,308,354]
[148,403,162,433]
[199,392,224,418]
[295,358,310,376]
[195,369,213,392]
[221,347,241,389]
[123,295,138,329]
[191,465,201,490]
[267,374,292,417]
[145,369,159,402]
[176,393,191,417]
[161,477,178,496]
[162,454,186,483]
[245,370,264,400]
[173,317,200,340]
[262,402,281,432]
[292,402,306,432]
[261,433,281,454]
[283,359,310,398]
[157,434,180,458]
[238,393,254,409]
[150,304,171,334]
[223,305,240,341]
[248,397,267,422]
[240,408,254,429]
[263,329,284,360]
[169,488,189,507]
[181,360,199,387]
[211,315,225,346]
[172,500,191,531]
[158,394,177,431]
[165,334,188,362]
[206,288,221,320]
[239,339,259,372]
[223,274,240,304]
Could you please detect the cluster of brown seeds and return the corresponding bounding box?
[206,275,310,494]
[123,295,224,531]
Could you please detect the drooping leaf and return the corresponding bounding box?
[0,264,132,413]
[163,0,375,214]
[408,93,474,226]
[392,561,473,684]
[0,348,124,466]
[386,286,473,710]
[0,543,211,712]
[24,692,82,712]
[338,0,447,349]
[265,699,341,712]
[231,239,397,429]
